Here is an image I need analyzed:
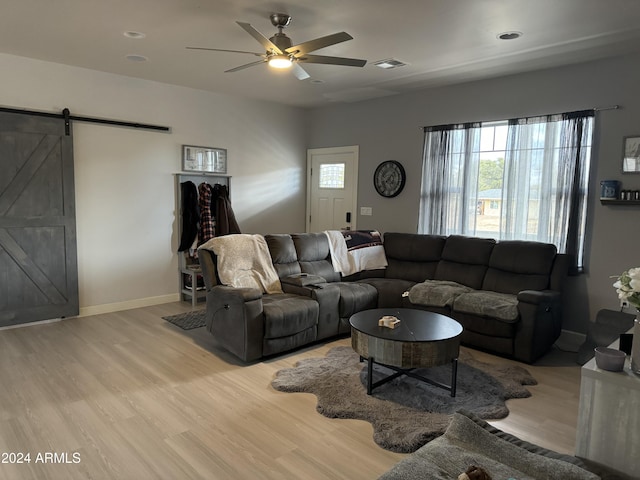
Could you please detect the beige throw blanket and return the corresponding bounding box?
[199,234,282,294]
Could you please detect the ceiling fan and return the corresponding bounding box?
[186,13,367,80]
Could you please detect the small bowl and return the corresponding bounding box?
[594,347,626,372]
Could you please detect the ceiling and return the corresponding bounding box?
[3,0,640,108]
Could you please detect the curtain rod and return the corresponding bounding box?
[593,105,620,111]
[0,106,171,135]
[419,104,621,130]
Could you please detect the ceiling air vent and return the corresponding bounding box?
[373,58,408,70]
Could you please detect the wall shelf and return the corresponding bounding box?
[600,199,640,206]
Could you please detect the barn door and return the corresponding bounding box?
[0,111,78,327]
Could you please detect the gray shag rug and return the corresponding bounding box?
[162,310,206,330]
[271,346,537,453]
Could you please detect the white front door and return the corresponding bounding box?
[306,146,358,233]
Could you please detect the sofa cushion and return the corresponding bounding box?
[435,236,496,289]
[262,294,319,339]
[383,233,446,282]
[265,234,302,278]
[299,259,340,282]
[292,233,340,282]
[408,280,472,307]
[358,278,416,308]
[292,232,331,261]
[333,282,378,318]
[453,291,519,321]
[482,240,557,294]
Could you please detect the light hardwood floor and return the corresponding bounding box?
[0,302,582,480]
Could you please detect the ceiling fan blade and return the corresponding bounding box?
[225,59,267,73]
[286,32,353,56]
[236,21,283,54]
[186,47,264,57]
[298,54,366,67]
[291,63,310,80]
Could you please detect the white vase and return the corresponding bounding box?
[632,313,640,375]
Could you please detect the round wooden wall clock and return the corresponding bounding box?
[374,160,406,198]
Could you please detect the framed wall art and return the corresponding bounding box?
[182,145,227,174]
[622,135,640,173]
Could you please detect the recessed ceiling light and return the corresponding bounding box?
[125,54,148,62]
[124,31,146,39]
[373,58,408,70]
[497,31,522,40]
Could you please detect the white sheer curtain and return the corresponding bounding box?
[418,122,482,235]
[419,110,594,271]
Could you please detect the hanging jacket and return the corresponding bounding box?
[198,182,215,244]
[213,183,241,235]
[178,181,199,252]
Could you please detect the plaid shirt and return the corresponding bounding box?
[198,182,214,245]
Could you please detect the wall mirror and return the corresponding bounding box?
[182,145,227,174]
[623,135,640,173]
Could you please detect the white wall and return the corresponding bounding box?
[4,50,640,332]
[0,53,307,315]
[307,52,640,333]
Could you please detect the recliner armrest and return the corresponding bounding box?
[514,289,563,363]
[205,285,265,362]
[213,285,262,302]
[281,281,335,297]
[280,274,327,288]
[517,289,560,305]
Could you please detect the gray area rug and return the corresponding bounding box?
[271,346,536,453]
[162,310,206,330]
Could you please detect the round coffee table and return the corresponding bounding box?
[349,308,463,396]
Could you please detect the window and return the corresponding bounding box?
[418,110,594,271]
[318,163,345,189]
[477,121,507,234]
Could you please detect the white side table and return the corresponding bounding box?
[575,334,640,476]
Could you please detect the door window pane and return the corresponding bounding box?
[319,163,345,189]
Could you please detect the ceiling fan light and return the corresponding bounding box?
[268,55,293,69]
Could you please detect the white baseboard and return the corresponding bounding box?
[78,293,181,318]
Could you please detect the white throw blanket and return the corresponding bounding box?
[324,230,387,276]
[199,234,282,294]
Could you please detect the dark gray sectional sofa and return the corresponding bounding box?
[197,232,569,364]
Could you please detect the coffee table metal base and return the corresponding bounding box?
[362,356,458,397]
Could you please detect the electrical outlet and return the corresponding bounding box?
[360,206,373,216]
